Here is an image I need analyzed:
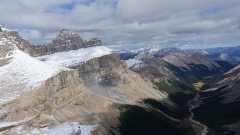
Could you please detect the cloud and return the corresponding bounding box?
[1,0,240,49]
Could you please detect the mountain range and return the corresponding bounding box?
[118,46,240,65]
[0,26,240,135]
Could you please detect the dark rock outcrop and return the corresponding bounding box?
[74,53,127,86]
[26,29,102,57]
[0,31,18,67]
[133,58,172,80]
[1,28,102,57]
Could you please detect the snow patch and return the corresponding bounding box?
[125,59,142,68]
[46,122,98,135]
[0,125,49,135]
[125,59,146,70]
[0,50,66,104]
[37,46,112,67]
[0,26,10,31]
[220,53,229,60]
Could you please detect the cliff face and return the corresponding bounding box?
[26,29,102,57]
[75,53,127,84]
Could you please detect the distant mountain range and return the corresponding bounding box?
[117,46,240,65]
[119,44,240,134]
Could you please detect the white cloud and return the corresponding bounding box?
[1,0,240,49]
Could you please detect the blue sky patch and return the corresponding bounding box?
[59,3,75,10]
[198,6,224,16]
[82,0,96,6]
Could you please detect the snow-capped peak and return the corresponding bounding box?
[220,53,229,60]
[0,25,11,32]
[56,28,79,40]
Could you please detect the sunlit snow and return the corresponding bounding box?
[0,50,67,104]
[125,59,142,68]
[46,122,98,135]
[37,46,112,67]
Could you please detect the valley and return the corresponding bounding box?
[188,83,207,135]
[120,48,240,135]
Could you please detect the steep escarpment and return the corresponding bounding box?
[76,53,126,83]
[200,64,240,103]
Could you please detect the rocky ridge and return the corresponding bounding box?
[203,64,240,103]
[0,27,171,135]
[1,27,102,57]
[27,29,102,57]
[163,53,221,71]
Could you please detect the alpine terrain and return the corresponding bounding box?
[0,26,240,135]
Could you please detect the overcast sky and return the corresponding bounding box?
[1,0,240,49]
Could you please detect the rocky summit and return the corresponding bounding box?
[9,28,102,57]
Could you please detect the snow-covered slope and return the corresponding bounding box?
[125,59,145,70]
[47,122,98,135]
[125,59,142,68]
[37,46,112,67]
[0,49,66,104]
[0,122,98,135]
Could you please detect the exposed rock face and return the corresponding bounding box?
[0,30,31,51]
[163,53,221,71]
[75,53,126,84]
[123,50,173,81]
[1,28,102,57]
[130,57,172,81]
[0,44,13,66]
[205,64,240,103]
[0,30,16,67]
[26,29,102,57]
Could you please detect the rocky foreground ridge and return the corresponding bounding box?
[0,27,171,135]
